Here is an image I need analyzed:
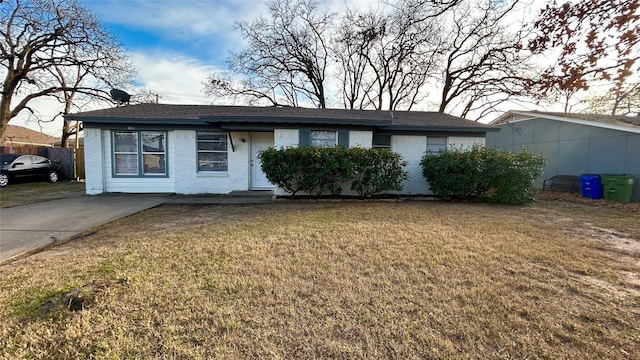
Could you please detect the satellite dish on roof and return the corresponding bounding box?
[110,89,131,105]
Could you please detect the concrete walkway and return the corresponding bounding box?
[0,192,274,263]
[0,195,168,262]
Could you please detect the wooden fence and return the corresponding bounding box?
[0,146,84,180]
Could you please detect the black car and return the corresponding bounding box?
[0,154,62,187]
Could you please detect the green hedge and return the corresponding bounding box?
[420,147,547,205]
[258,146,408,198]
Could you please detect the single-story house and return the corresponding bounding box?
[65,104,498,195]
[1,125,60,148]
[486,110,640,200]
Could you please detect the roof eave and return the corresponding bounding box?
[202,116,392,127]
[68,117,209,126]
[507,111,640,134]
[382,125,499,132]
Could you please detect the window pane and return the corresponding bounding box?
[142,132,165,152]
[115,154,138,174]
[114,132,138,152]
[143,154,166,174]
[198,141,227,151]
[373,134,391,148]
[31,156,49,164]
[15,155,31,165]
[427,137,447,153]
[197,133,226,141]
[310,130,336,147]
[197,132,227,172]
[198,152,228,171]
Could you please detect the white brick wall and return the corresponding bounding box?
[349,131,373,148]
[173,130,250,194]
[89,129,251,194]
[392,135,430,194]
[274,129,299,148]
[84,128,105,195]
[103,130,176,193]
[85,126,485,196]
[448,136,485,150]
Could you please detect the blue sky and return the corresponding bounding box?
[79,0,272,102]
[15,0,551,135]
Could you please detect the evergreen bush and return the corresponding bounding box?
[420,147,547,205]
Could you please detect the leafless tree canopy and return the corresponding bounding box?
[204,0,533,120]
[437,0,533,119]
[204,0,332,108]
[585,83,640,116]
[0,0,134,141]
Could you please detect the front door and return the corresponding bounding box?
[250,132,274,189]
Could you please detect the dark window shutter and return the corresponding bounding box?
[299,129,310,147]
[338,131,349,148]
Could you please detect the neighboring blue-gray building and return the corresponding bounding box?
[486,111,640,201]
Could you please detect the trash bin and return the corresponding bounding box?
[580,174,602,199]
[601,174,635,203]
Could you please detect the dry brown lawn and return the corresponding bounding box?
[0,180,85,208]
[0,201,638,359]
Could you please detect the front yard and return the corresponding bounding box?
[0,200,638,359]
[0,180,85,208]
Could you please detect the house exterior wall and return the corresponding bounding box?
[86,129,254,194]
[391,135,428,194]
[389,135,485,195]
[486,118,640,200]
[86,126,489,196]
[349,131,373,148]
[274,129,299,149]
[102,130,176,193]
[84,128,105,195]
[448,136,485,150]
[173,130,251,194]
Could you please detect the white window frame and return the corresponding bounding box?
[197,132,228,172]
[112,131,167,177]
[372,134,392,150]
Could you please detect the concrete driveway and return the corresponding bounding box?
[0,195,168,262]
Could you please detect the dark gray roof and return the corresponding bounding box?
[66,104,497,132]
[492,110,640,130]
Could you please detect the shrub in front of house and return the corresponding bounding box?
[348,147,408,197]
[420,147,547,205]
[259,146,409,198]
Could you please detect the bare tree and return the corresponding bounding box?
[0,0,134,140]
[335,2,443,111]
[204,0,333,108]
[131,89,161,104]
[436,0,533,120]
[585,83,640,116]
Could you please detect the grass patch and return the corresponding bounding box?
[0,180,85,208]
[0,202,638,359]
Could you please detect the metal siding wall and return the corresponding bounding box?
[625,134,640,201]
[588,136,627,173]
[493,124,515,148]
[533,119,560,142]
[512,121,534,145]
[625,134,640,174]
[590,127,628,139]
[559,122,590,141]
[485,132,496,147]
[533,142,558,186]
[557,140,588,175]
[489,117,639,200]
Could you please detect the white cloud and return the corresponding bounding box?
[8,51,219,136]
[129,50,220,104]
